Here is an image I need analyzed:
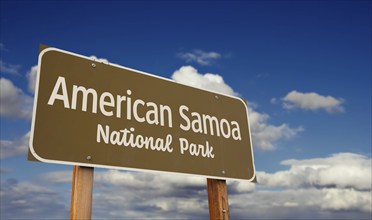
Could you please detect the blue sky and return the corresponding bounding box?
[1,0,371,219]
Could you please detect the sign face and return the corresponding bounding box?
[29,46,256,181]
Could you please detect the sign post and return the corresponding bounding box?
[70,166,94,220]
[207,178,230,220]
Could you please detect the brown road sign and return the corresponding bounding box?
[29,46,256,181]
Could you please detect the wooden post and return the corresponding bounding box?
[70,166,94,220]
[207,178,230,220]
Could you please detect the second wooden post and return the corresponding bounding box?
[207,178,230,220]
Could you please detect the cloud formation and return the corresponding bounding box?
[0,132,30,159]
[89,55,109,64]
[178,50,221,66]
[172,66,237,96]
[258,153,371,191]
[0,78,33,119]
[172,66,302,150]
[42,170,209,219]
[26,65,38,94]
[281,90,345,113]
[0,178,69,219]
[251,152,372,215]
[0,60,21,75]
[33,152,371,219]
[230,187,370,219]
[248,109,303,150]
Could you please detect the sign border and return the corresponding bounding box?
[29,46,256,182]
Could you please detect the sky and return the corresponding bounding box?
[0,0,371,219]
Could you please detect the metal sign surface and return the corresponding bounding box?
[29,46,256,181]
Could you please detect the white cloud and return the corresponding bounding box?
[248,108,303,150]
[171,66,302,150]
[230,188,371,219]
[0,60,21,75]
[321,188,371,212]
[232,152,372,217]
[90,55,109,64]
[0,78,33,119]
[40,171,72,184]
[95,170,206,189]
[172,66,237,96]
[228,180,256,194]
[0,178,69,219]
[6,152,371,219]
[258,153,371,191]
[44,169,206,191]
[0,132,30,159]
[281,90,345,113]
[178,50,221,66]
[26,65,38,94]
[93,171,252,219]
[42,170,209,219]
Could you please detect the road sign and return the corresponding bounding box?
[29,46,256,181]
